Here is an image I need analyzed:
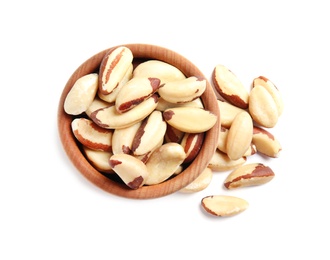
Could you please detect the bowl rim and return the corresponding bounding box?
[57,43,220,199]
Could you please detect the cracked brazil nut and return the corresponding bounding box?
[224,163,275,189]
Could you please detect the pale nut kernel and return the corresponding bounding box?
[208,149,246,172]
[131,110,167,156]
[98,63,133,103]
[112,121,142,154]
[248,85,279,128]
[180,167,213,193]
[217,99,245,128]
[218,126,256,157]
[85,96,112,118]
[156,97,204,111]
[252,126,282,158]
[180,132,204,164]
[109,153,149,189]
[158,76,206,104]
[217,126,229,153]
[253,76,284,116]
[90,94,158,129]
[115,77,161,113]
[64,73,98,115]
[99,46,134,95]
[133,60,186,84]
[224,163,275,189]
[163,107,218,133]
[82,146,114,174]
[145,142,186,185]
[71,118,113,152]
[201,195,249,217]
[226,111,253,160]
[212,64,249,109]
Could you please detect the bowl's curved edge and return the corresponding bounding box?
[57,43,220,199]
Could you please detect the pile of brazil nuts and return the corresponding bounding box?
[181,64,283,217]
[64,46,217,189]
[63,46,283,218]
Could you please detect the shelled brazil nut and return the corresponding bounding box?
[195,64,283,217]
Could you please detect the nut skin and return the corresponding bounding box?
[99,46,134,95]
[112,121,142,155]
[224,163,275,189]
[212,64,249,109]
[64,73,98,115]
[131,110,167,156]
[163,107,218,133]
[98,63,133,103]
[180,132,204,164]
[71,118,113,152]
[201,195,249,217]
[109,154,149,189]
[252,126,282,158]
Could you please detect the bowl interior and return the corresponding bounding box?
[57,43,220,199]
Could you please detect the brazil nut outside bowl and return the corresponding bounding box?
[57,43,220,199]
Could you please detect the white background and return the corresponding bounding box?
[1,1,329,259]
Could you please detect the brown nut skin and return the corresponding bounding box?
[71,118,113,152]
[180,132,205,164]
[109,154,148,189]
[115,77,161,113]
[99,46,133,95]
[224,163,275,189]
[212,64,249,109]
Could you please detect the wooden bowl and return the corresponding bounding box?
[57,43,220,199]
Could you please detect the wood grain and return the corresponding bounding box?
[57,43,220,199]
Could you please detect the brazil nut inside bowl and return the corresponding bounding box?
[57,43,220,199]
